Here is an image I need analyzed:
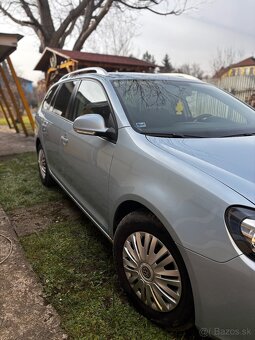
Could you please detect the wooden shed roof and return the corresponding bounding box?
[0,33,23,62]
[34,47,156,72]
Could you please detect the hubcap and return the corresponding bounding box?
[38,149,47,179]
[123,232,182,312]
[140,263,153,282]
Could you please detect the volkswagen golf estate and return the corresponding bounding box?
[35,68,255,339]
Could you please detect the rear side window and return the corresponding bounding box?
[73,80,114,128]
[42,86,57,111]
[52,81,76,119]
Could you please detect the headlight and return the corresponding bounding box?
[225,206,255,261]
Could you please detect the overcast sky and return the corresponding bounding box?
[1,0,254,82]
[133,0,255,71]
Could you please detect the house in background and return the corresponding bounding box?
[210,56,255,107]
[35,47,157,89]
[18,77,37,107]
[19,77,33,95]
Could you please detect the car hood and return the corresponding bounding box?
[146,135,255,205]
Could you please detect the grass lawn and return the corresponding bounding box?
[0,153,200,339]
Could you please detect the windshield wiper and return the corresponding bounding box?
[145,132,204,138]
[222,132,255,137]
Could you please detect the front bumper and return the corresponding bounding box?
[178,246,255,339]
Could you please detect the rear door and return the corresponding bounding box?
[44,80,77,180]
[59,79,117,230]
[40,85,58,168]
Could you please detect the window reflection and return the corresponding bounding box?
[113,79,255,137]
[73,80,114,128]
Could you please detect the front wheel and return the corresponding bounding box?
[113,210,194,330]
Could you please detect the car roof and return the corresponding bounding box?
[107,72,202,82]
[59,67,203,84]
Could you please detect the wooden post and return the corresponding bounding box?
[0,99,12,128]
[7,57,35,131]
[0,85,19,133]
[0,64,28,136]
[45,68,54,90]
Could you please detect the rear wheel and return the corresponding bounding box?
[37,144,54,187]
[113,210,194,330]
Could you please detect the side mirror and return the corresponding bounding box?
[73,114,108,136]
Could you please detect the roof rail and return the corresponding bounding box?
[61,67,107,80]
[160,73,199,80]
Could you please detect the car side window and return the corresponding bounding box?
[73,80,115,128]
[42,85,57,111]
[52,81,76,119]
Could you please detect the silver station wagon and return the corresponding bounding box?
[35,68,255,339]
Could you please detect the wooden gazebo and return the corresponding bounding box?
[0,33,34,135]
[34,47,157,88]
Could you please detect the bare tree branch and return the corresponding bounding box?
[211,47,244,74]
[85,6,139,55]
[59,19,77,48]
[0,0,196,52]
[0,3,35,27]
[52,0,91,46]
[19,0,39,24]
[116,0,187,15]
[73,0,113,50]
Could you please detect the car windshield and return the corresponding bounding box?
[112,79,255,138]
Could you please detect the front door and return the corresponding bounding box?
[59,79,117,231]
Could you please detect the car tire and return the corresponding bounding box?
[37,143,54,187]
[113,210,194,331]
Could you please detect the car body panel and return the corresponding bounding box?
[109,127,254,262]
[147,135,255,205]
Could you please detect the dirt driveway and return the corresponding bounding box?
[0,125,35,156]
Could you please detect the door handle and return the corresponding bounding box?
[42,121,48,133]
[60,135,69,145]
